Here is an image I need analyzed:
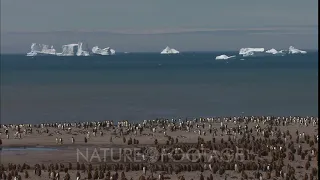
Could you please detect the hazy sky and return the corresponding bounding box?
[0,0,318,52]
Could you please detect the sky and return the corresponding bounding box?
[0,0,318,53]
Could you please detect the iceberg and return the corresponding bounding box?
[265,48,285,55]
[215,55,236,60]
[91,46,116,55]
[26,43,56,56]
[288,46,307,54]
[160,46,180,54]
[56,42,90,56]
[239,48,265,57]
[56,43,78,56]
[77,42,90,56]
[26,51,37,56]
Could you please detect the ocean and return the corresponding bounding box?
[0,52,318,124]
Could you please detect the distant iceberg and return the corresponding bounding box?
[77,42,90,56]
[288,46,307,54]
[265,48,285,55]
[56,42,89,56]
[26,51,37,56]
[26,43,56,56]
[215,55,236,60]
[239,48,265,57]
[92,46,116,55]
[160,46,179,54]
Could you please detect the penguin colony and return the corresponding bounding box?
[0,116,318,180]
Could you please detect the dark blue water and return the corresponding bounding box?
[0,52,318,124]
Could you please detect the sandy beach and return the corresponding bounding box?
[0,116,318,180]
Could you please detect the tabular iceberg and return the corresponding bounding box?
[288,46,307,54]
[26,43,56,56]
[56,42,90,56]
[160,46,179,54]
[239,48,265,57]
[215,55,236,60]
[92,46,116,55]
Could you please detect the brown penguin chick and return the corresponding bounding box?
[218,167,225,175]
[68,162,72,170]
[87,171,92,179]
[88,163,93,171]
[305,161,310,170]
[54,163,59,170]
[24,171,29,178]
[99,170,104,179]
[41,164,46,170]
[80,163,85,172]
[7,172,12,180]
[312,167,318,177]
[76,162,80,170]
[120,172,126,180]
[265,172,271,179]
[241,171,248,179]
[139,175,146,180]
[106,171,111,177]
[17,164,22,173]
[36,168,41,176]
[64,172,70,180]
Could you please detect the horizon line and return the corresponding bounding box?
[1,26,318,35]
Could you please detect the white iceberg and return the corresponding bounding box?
[265,48,285,55]
[239,48,265,57]
[26,43,56,56]
[77,42,90,56]
[56,43,77,56]
[92,46,116,55]
[288,46,307,54]
[160,46,179,54]
[215,55,236,60]
[56,42,90,56]
[26,51,37,56]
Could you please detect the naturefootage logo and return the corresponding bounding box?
[76,146,247,163]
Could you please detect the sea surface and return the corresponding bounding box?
[0,52,318,124]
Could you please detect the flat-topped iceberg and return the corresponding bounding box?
[215,55,236,60]
[239,48,265,57]
[56,42,89,56]
[26,43,56,56]
[160,46,179,54]
[56,43,78,56]
[288,46,307,54]
[92,46,116,55]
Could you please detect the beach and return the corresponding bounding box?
[0,116,318,179]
